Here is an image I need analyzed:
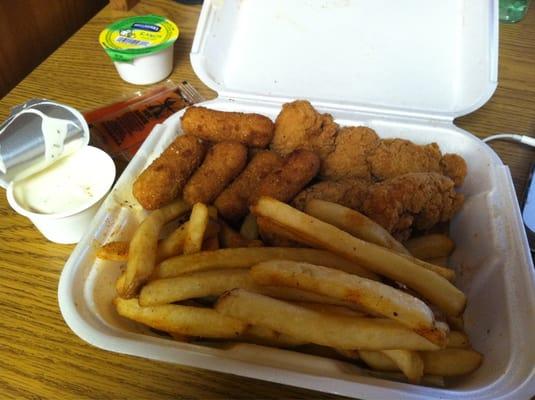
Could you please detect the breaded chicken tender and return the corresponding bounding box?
[183,141,248,205]
[181,106,274,147]
[250,149,320,205]
[214,151,284,222]
[271,100,338,159]
[440,153,467,187]
[292,179,369,211]
[133,135,206,210]
[321,126,380,180]
[367,139,443,181]
[362,172,464,240]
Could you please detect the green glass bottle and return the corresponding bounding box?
[500,0,531,23]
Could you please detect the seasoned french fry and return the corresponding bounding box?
[97,241,129,261]
[420,349,483,376]
[219,222,263,248]
[240,325,306,348]
[250,261,447,346]
[381,349,424,384]
[305,199,409,255]
[293,302,366,318]
[215,289,439,351]
[257,286,371,313]
[427,257,449,267]
[114,297,246,338]
[157,220,220,262]
[359,349,399,371]
[183,203,209,255]
[154,247,379,281]
[202,236,220,251]
[240,213,260,240]
[251,197,466,316]
[361,347,481,377]
[139,269,256,306]
[121,200,191,298]
[447,331,470,348]
[405,234,455,260]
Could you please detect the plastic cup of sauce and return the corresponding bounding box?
[99,15,179,85]
[7,146,116,244]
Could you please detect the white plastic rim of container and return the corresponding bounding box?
[99,15,179,85]
[7,146,116,244]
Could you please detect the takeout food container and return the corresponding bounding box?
[59,1,535,399]
[99,15,179,85]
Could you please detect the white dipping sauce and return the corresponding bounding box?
[12,146,114,215]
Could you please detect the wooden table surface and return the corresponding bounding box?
[0,1,533,398]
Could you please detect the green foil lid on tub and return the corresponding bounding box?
[99,15,179,62]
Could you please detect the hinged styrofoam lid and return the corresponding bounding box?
[191,0,498,120]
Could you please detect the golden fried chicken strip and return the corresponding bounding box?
[362,173,464,240]
[367,139,443,181]
[133,135,206,210]
[440,154,467,187]
[250,149,320,205]
[271,100,338,159]
[321,126,380,180]
[292,179,369,211]
[183,141,248,205]
[181,106,274,148]
[214,151,284,222]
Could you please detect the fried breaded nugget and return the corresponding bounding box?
[362,172,464,240]
[292,179,369,211]
[133,135,206,210]
[271,100,338,159]
[183,142,248,205]
[321,126,380,180]
[440,154,467,187]
[181,106,274,148]
[367,139,442,181]
[250,149,320,205]
[214,151,284,222]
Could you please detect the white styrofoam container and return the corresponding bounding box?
[59,1,535,399]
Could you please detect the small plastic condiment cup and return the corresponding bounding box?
[7,146,116,244]
[99,15,179,85]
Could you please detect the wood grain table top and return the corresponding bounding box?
[0,1,533,398]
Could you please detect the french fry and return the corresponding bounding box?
[447,315,464,331]
[114,297,246,338]
[183,203,209,255]
[447,331,470,348]
[215,289,439,351]
[257,216,309,247]
[219,222,263,248]
[257,286,372,313]
[381,349,424,384]
[139,269,256,306]
[157,220,220,262]
[98,220,220,264]
[359,349,399,371]
[97,241,129,261]
[202,236,220,251]
[240,213,259,240]
[240,325,306,348]
[207,206,218,219]
[251,197,466,316]
[250,261,447,346]
[405,234,455,260]
[428,257,449,267]
[305,199,409,255]
[420,349,483,376]
[293,302,366,318]
[116,272,126,294]
[154,247,379,281]
[121,200,191,298]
